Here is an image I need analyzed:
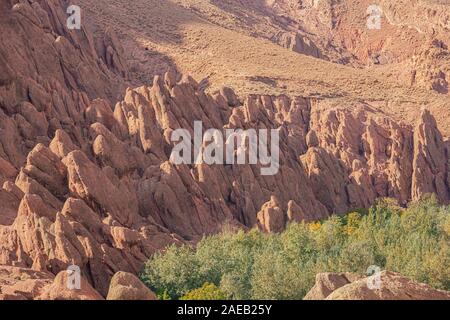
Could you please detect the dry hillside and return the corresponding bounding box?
[0,0,448,300]
[79,0,450,134]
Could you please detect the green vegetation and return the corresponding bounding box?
[140,196,450,300]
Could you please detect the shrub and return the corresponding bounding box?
[140,245,202,299]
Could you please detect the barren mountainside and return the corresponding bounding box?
[79,0,450,133]
[0,0,449,299]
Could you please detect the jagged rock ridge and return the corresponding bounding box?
[0,0,449,299]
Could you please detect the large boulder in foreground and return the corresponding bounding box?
[0,266,103,300]
[303,272,363,300]
[0,266,53,300]
[305,271,450,300]
[257,196,286,233]
[37,270,104,300]
[106,271,157,300]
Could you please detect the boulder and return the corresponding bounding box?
[305,271,450,300]
[106,272,157,300]
[304,273,362,300]
[257,196,286,233]
[37,270,103,300]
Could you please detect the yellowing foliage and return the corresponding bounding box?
[180,283,226,300]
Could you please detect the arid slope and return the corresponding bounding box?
[0,0,449,299]
[78,0,450,134]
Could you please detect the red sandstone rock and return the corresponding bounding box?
[37,270,103,300]
[305,271,450,300]
[106,271,157,300]
[0,0,449,300]
[304,273,363,300]
[257,196,286,233]
[0,266,53,300]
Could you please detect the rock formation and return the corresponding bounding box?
[257,196,285,233]
[304,272,364,300]
[37,270,104,300]
[0,266,53,300]
[0,0,449,299]
[305,271,450,300]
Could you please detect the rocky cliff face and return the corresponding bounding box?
[0,0,449,299]
[270,0,450,94]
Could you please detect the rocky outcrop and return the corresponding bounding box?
[273,32,324,60]
[0,266,53,300]
[0,0,449,300]
[0,265,102,300]
[2,64,448,297]
[408,40,449,94]
[37,270,103,300]
[306,271,450,300]
[270,0,450,84]
[304,272,363,300]
[257,196,285,233]
[106,271,157,300]
[412,109,450,203]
